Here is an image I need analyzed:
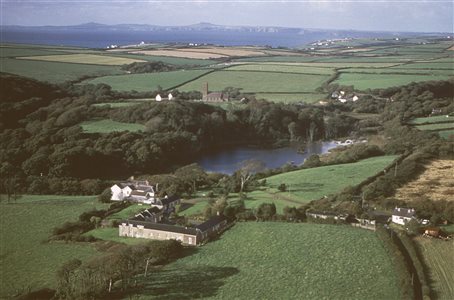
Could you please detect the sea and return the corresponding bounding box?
[0,29,327,48]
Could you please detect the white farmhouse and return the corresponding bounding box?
[168,93,173,100]
[155,94,162,101]
[111,183,134,201]
[392,207,416,225]
[110,180,156,203]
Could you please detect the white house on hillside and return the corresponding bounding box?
[111,180,156,204]
[392,207,416,225]
[155,93,173,102]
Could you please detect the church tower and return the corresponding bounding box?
[202,82,208,100]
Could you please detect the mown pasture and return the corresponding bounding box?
[0,57,123,83]
[84,69,212,92]
[178,70,330,93]
[334,73,452,90]
[0,195,108,298]
[80,119,145,133]
[265,156,398,202]
[16,53,146,65]
[414,237,454,300]
[135,222,399,299]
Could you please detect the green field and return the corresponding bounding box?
[0,57,123,83]
[335,73,452,90]
[0,46,66,58]
[179,70,330,93]
[391,62,454,70]
[107,53,217,66]
[137,223,399,299]
[17,53,146,65]
[438,130,454,139]
[80,119,145,133]
[0,195,108,298]
[339,67,453,76]
[227,64,335,75]
[414,237,454,300]
[415,123,454,131]
[84,69,212,92]
[255,93,326,103]
[265,156,398,202]
[409,115,454,124]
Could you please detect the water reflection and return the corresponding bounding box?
[196,141,338,174]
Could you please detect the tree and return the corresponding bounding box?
[236,159,265,193]
[255,203,276,221]
[98,188,112,203]
[278,183,287,192]
[174,163,207,195]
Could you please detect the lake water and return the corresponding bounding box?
[196,141,338,174]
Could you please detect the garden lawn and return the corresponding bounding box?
[179,70,330,93]
[265,156,398,202]
[80,119,145,133]
[137,222,400,299]
[0,57,123,83]
[334,73,452,90]
[85,228,147,246]
[0,195,108,298]
[84,69,211,92]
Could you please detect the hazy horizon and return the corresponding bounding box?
[1,0,453,33]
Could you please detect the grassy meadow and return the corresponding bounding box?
[179,70,330,93]
[0,195,108,298]
[265,156,398,202]
[80,119,145,133]
[135,222,399,299]
[84,69,211,92]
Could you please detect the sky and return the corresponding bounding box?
[1,0,453,33]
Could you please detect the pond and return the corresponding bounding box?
[196,141,338,174]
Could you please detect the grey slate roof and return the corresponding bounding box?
[196,215,227,232]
